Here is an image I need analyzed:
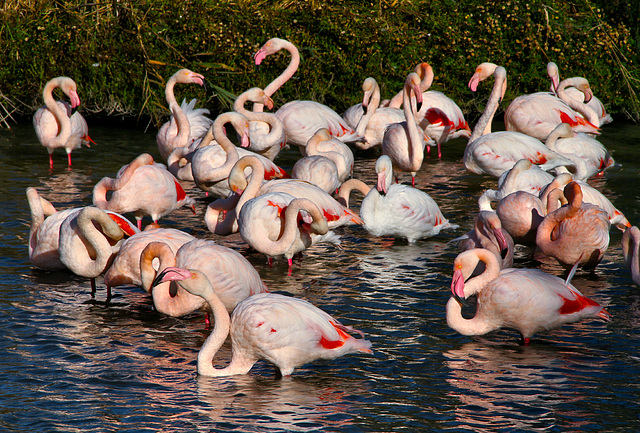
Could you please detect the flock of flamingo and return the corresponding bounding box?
[26,37,640,377]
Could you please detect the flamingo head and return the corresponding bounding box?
[253,38,287,65]
[60,78,81,108]
[547,62,560,92]
[362,77,377,111]
[176,69,205,87]
[468,62,499,92]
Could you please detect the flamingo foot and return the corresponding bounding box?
[204,312,211,330]
[268,257,273,266]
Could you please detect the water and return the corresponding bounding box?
[1,118,639,432]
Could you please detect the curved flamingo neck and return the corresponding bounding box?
[462,249,501,297]
[336,179,371,208]
[93,154,154,208]
[446,296,498,336]
[140,241,176,292]
[232,156,266,215]
[402,77,424,169]
[355,79,382,136]
[469,67,506,143]
[254,40,300,112]
[75,207,125,277]
[42,78,72,146]
[556,78,600,127]
[212,112,243,175]
[165,75,191,148]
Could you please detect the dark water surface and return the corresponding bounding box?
[1,119,639,432]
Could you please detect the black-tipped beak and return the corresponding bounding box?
[453,293,467,306]
[501,248,508,260]
[151,268,171,288]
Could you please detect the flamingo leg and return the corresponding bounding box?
[90,278,97,296]
[106,286,112,303]
[67,152,72,168]
[49,154,54,170]
[204,312,211,329]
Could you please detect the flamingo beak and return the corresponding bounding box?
[451,268,467,306]
[152,267,191,288]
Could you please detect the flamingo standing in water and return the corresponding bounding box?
[140,239,269,320]
[382,73,426,186]
[446,248,611,345]
[253,38,362,151]
[233,87,286,161]
[356,155,457,243]
[622,226,640,286]
[238,192,341,270]
[464,63,574,177]
[92,153,196,230]
[33,76,94,169]
[547,62,612,125]
[536,181,610,270]
[103,226,196,299]
[58,206,139,293]
[156,69,213,161]
[191,113,288,199]
[153,267,372,376]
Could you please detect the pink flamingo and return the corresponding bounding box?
[58,206,139,293]
[253,38,362,151]
[238,191,340,270]
[382,72,426,186]
[494,190,545,247]
[292,155,340,194]
[536,181,610,270]
[547,62,612,125]
[505,73,601,141]
[464,64,574,177]
[446,248,610,345]
[27,187,83,270]
[103,226,196,299]
[33,76,93,169]
[622,226,640,286]
[456,210,514,269]
[191,112,288,199]
[233,87,286,161]
[156,69,213,161]
[92,153,196,230]
[153,267,372,376]
[140,239,269,320]
[357,155,458,243]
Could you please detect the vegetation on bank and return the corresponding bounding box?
[1,0,639,128]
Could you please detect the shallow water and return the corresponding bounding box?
[1,118,639,432]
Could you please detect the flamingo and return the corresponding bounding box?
[205,155,362,235]
[27,187,83,270]
[455,210,515,269]
[446,248,611,345]
[139,239,269,319]
[33,76,93,169]
[536,181,610,270]
[407,63,471,158]
[152,267,372,376]
[103,226,196,299]
[494,190,545,247]
[156,69,213,161]
[464,64,574,177]
[191,113,288,198]
[291,155,340,194]
[253,38,362,150]
[92,153,196,230]
[382,72,426,186]
[622,226,640,286]
[347,77,406,150]
[300,128,354,183]
[504,73,601,141]
[544,123,615,181]
[547,61,612,125]
[233,87,286,161]
[488,159,555,200]
[357,155,458,243]
[238,192,341,270]
[58,206,139,293]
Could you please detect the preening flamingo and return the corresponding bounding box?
[153,267,372,376]
[156,69,213,161]
[292,155,340,194]
[93,153,196,230]
[536,181,610,270]
[622,226,640,286]
[140,239,268,319]
[253,38,362,150]
[382,72,426,186]
[233,87,286,161]
[103,226,196,298]
[33,76,93,169]
[356,155,457,243]
[446,248,610,345]
[238,191,341,269]
[58,206,139,293]
[456,210,514,269]
[505,73,601,141]
[302,128,354,183]
[191,113,288,198]
[27,187,83,270]
[464,64,574,177]
[348,77,406,150]
[547,62,612,125]
[544,123,615,181]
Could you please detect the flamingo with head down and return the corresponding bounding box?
[446,248,611,345]
[253,38,362,151]
[153,267,372,376]
[33,76,94,169]
[92,153,196,230]
[156,69,213,161]
[622,226,640,286]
